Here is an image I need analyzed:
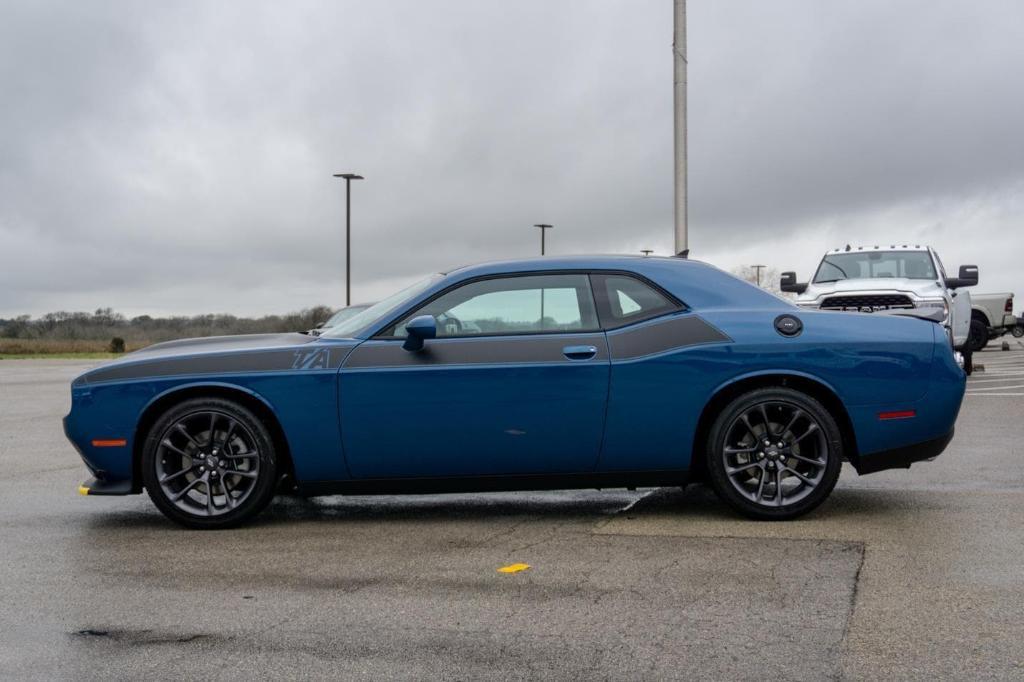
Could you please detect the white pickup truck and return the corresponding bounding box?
[969,293,1016,351]
[780,245,979,371]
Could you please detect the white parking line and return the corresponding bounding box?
[966,383,1024,392]
[968,373,1024,383]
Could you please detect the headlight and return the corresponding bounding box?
[917,300,949,322]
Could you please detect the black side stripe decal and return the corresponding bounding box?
[606,315,730,360]
[344,334,609,369]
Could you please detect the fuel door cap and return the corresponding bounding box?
[774,314,803,337]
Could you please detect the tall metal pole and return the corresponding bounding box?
[345,179,351,305]
[333,173,363,306]
[534,224,553,256]
[673,0,688,256]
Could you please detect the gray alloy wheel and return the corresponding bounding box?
[706,388,842,520]
[142,398,277,529]
[1012,325,1024,338]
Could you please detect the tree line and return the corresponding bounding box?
[0,306,334,345]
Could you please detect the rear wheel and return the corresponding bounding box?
[141,398,278,529]
[706,388,842,520]
[1012,325,1024,339]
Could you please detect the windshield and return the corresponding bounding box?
[813,251,937,283]
[322,304,371,328]
[321,274,443,338]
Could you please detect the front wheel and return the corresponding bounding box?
[706,388,843,520]
[141,398,278,529]
[968,319,989,352]
[1012,325,1024,339]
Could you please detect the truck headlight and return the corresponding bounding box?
[917,300,949,323]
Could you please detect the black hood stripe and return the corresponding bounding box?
[83,345,349,383]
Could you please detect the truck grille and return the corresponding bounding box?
[820,294,915,311]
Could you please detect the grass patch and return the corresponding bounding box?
[0,353,122,360]
[0,338,148,355]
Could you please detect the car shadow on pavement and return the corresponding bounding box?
[75,481,910,534]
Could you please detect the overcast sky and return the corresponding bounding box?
[2,0,1023,318]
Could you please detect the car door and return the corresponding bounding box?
[338,273,610,479]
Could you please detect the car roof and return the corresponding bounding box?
[443,254,691,278]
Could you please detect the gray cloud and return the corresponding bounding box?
[2,0,1023,317]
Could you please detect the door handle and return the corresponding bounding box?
[562,345,598,360]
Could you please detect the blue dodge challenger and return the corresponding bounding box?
[64,256,966,528]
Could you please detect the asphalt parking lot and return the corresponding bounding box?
[1,345,1023,680]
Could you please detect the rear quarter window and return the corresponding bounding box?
[591,274,682,328]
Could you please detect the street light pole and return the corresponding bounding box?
[673,0,688,256]
[534,224,553,256]
[333,173,364,306]
[752,264,766,288]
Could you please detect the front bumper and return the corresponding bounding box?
[78,477,134,496]
[852,428,954,475]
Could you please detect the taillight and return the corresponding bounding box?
[1006,298,1014,313]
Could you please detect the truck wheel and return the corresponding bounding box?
[1013,325,1024,339]
[968,319,989,352]
[962,348,974,375]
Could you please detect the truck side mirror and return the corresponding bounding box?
[947,265,979,289]
[780,271,808,294]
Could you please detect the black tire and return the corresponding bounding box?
[968,318,989,352]
[141,397,278,529]
[1012,325,1024,339]
[705,387,843,521]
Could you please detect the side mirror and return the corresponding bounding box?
[402,315,437,352]
[780,271,808,294]
[947,265,979,289]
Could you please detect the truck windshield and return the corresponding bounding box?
[813,251,937,283]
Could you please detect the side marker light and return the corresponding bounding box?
[878,410,916,420]
[91,439,127,447]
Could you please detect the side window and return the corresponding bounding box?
[592,274,680,328]
[388,274,599,338]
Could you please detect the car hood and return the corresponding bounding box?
[130,333,318,359]
[798,278,945,302]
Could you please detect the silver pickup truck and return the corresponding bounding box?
[781,244,979,371]
[969,293,1016,350]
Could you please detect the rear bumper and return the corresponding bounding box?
[852,428,954,475]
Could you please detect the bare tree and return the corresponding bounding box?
[731,265,795,299]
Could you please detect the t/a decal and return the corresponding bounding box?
[292,348,332,370]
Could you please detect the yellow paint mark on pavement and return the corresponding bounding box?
[497,563,530,574]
